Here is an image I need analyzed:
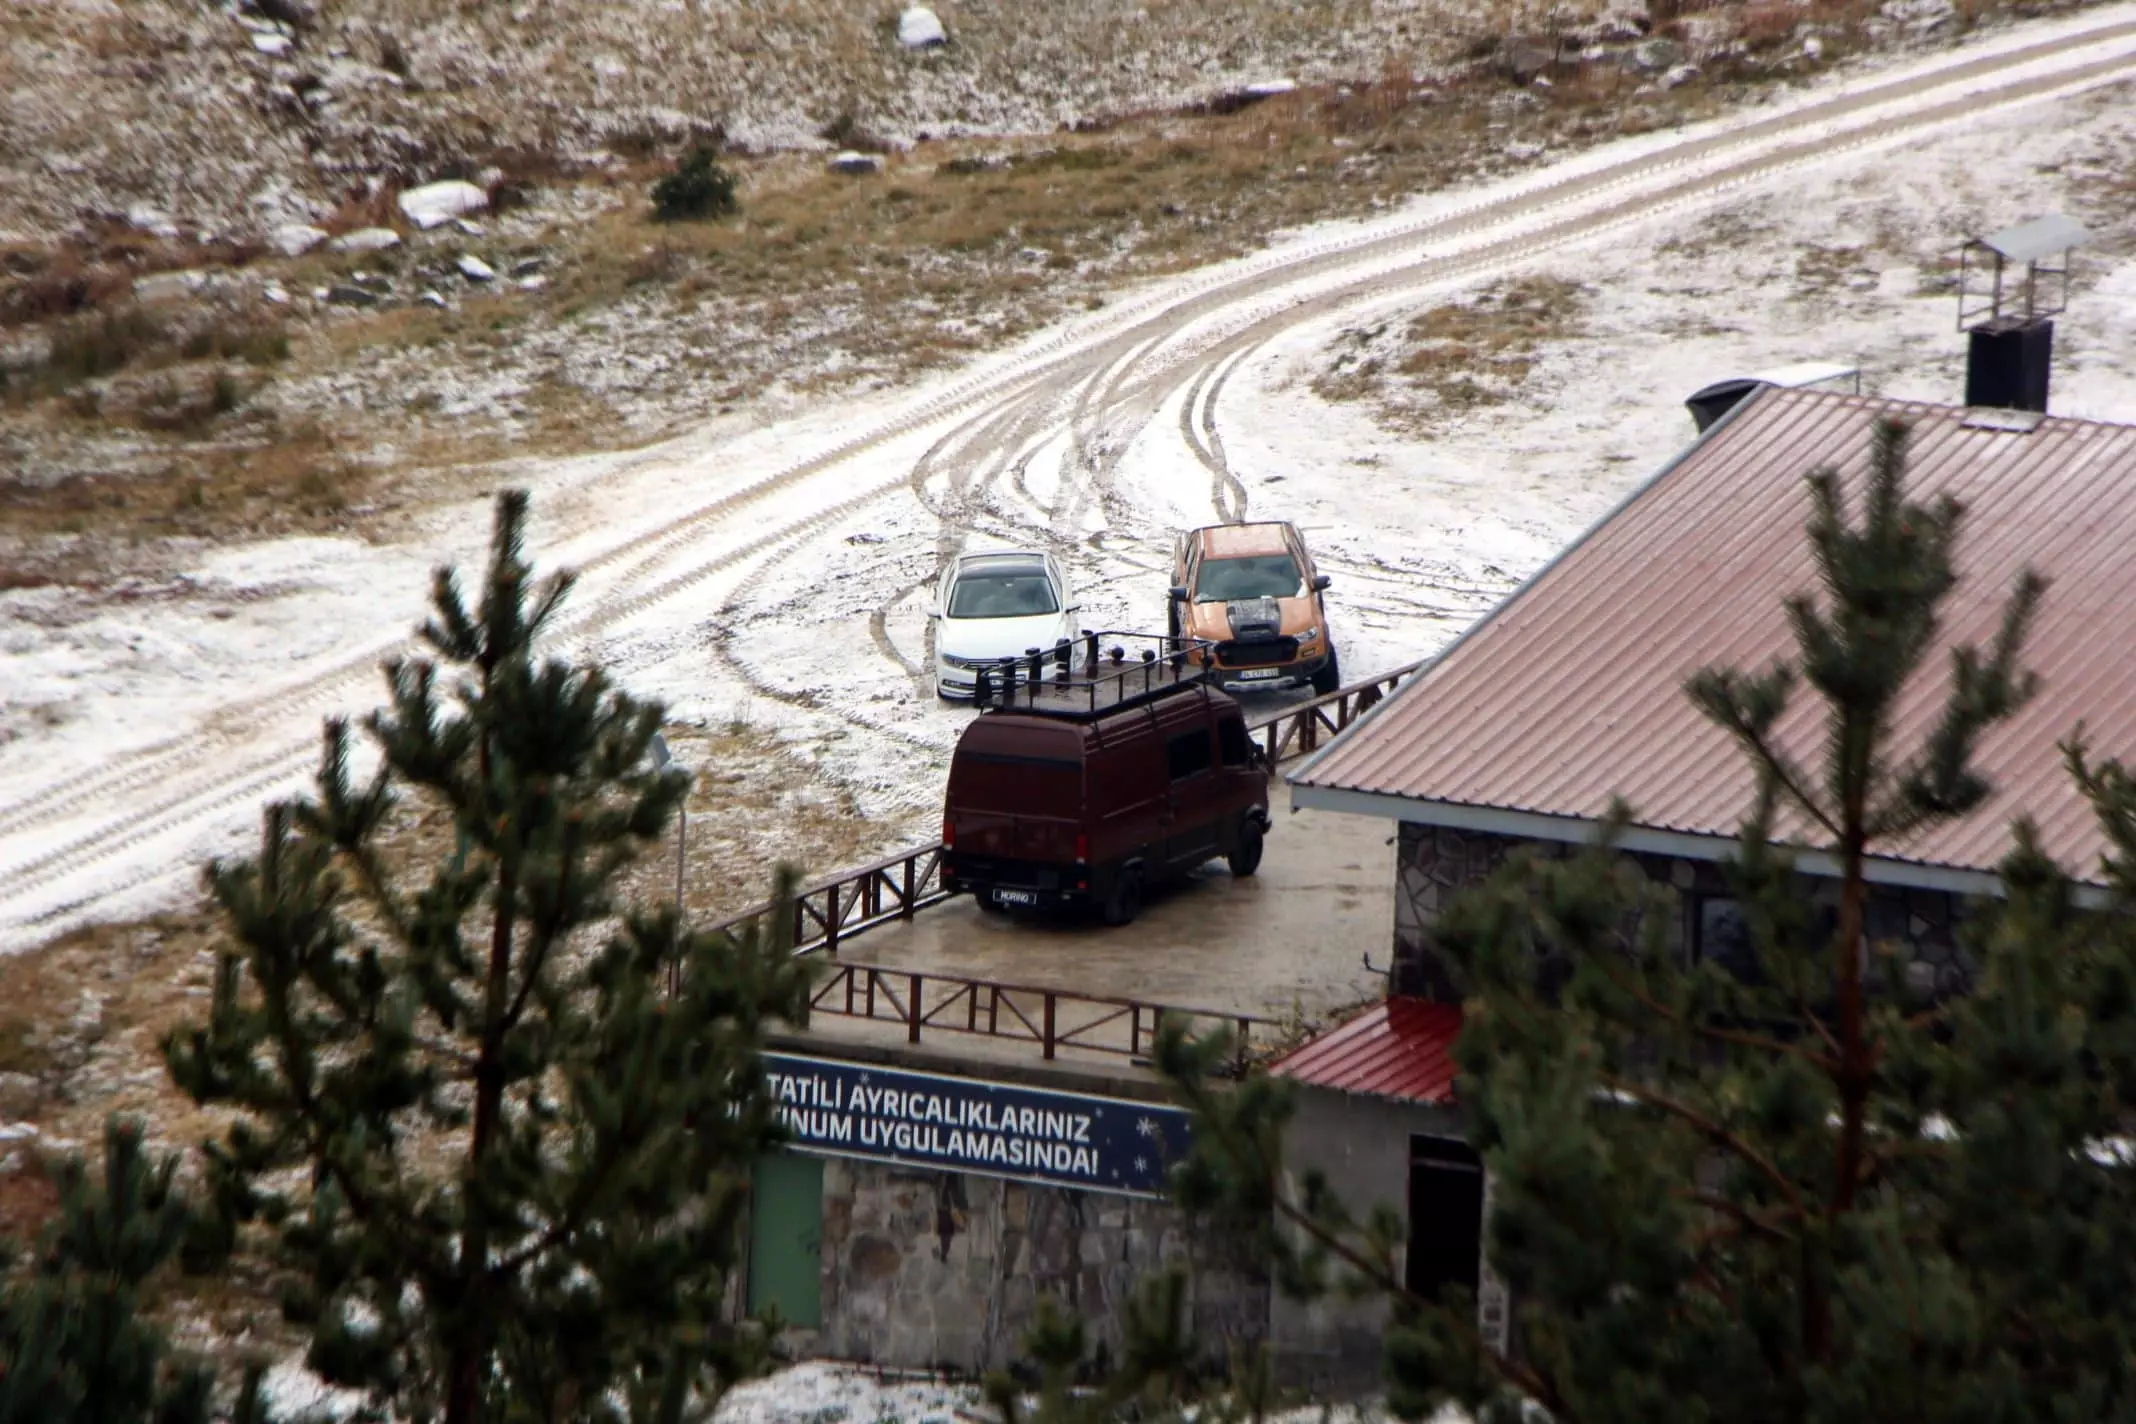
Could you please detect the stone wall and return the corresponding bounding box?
[810,1156,1268,1374]
[1391,822,1970,999]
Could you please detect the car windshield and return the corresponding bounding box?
[947,565,1058,618]
[1195,553,1302,602]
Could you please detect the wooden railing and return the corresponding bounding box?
[701,663,1424,957]
[808,962,1274,1070]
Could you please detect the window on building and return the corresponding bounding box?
[1692,895,1761,983]
[1167,729,1213,781]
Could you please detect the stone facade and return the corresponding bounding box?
[1391,822,1971,1000]
[806,1157,1268,1374]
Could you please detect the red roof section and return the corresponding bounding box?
[1271,997,1462,1104]
[1291,390,2136,883]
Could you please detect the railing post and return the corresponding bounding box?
[1130,1004,1141,1057]
[908,973,923,1044]
[794,898,809,954]
[902,854,917,918]
[1043,994,1058,1061]
[825,884,841,954]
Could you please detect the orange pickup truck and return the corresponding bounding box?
[1167,521,1340,695]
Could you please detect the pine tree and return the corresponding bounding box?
[0,1117,268,1424]
[166,490,812,1424]
[1097,419,2136,1421]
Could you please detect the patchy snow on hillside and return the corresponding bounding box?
[4,9,2136,949]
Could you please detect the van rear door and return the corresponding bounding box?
[945,718,1084,868]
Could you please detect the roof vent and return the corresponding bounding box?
[1957,213,2087,415]
[1683,361,1861,434]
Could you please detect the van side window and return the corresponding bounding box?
[1217,717,1253,768]
[1167,729,1213,781]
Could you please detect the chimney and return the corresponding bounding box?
[1956,213,2087,415]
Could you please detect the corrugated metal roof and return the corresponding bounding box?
[1292,389,2136,886]
[1980,213,2089,264]
[1270,997,1462,1104]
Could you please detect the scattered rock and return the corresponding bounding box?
[1803,34,1826,58]
[829,151,884,176]
[0,1074,41,1120]
[1629,36,1685,71]
[263,283,291,304]
[1242,78,1297,99]
[897,6,947,48]
[133,269,209,302]
[515,274,547,292]
[127,203,179,239]
[452,217,485,236]
[270,222,328,256]
[330,226,401,253]
[351,271,392,291]
[456,254,496,282]
[1504,39,1552,83]
[252,31,292,56]
[419,289,448,308]
[325,283,378,306]
[1505,140,1546,161]
[508,256,545,278]
[1659,62,1701,88]
[398,179,490,231]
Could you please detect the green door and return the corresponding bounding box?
[747,1152,824,1328]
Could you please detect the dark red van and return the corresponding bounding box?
[939,634,1271,925]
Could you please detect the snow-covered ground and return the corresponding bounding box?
[260,1356,1432,1423]
[4,5,2136,949]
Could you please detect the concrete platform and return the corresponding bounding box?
[789,806,1395,1072]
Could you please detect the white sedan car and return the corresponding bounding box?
[930,549,1081,701]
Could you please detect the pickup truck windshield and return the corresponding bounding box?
[1195,554,1301,602]
[949,568,1059,618]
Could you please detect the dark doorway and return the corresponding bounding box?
[1405,1135,1484,1305]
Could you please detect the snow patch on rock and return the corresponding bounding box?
[330,226,401,253]
[897,6,947,48]
[398,180,490,230]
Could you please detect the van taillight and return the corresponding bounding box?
[943,817,955,849]
[1074,833,1088,863]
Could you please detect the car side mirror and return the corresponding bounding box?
[1167,585,1189,602]
[1311,574,1331,592]
[927,608,942,619]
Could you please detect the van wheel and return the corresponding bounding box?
[1310,647,1342,696]
[1101,868,1143,927]
[1227,820,1264,878]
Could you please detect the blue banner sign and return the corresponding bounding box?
[762,1052,1194,1198]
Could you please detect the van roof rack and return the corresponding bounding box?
[971,631,1215,720]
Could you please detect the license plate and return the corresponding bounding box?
[1237,668,1283,680]
[994,889,1038,906]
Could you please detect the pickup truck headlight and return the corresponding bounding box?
[1298,626,1321,644]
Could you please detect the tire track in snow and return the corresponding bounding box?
[6,21,2136,941]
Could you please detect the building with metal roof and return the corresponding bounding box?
[1288,385,2136,998]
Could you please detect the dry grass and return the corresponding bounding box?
[1314,274,1591,431]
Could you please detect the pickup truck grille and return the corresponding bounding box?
[1217,637,1299,668]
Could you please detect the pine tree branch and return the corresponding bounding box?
[1266,1191,1573,1420]
[1597,1075,1810,1221]
[1586,953,1837,1074]
[1681,1190,1798,1246]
